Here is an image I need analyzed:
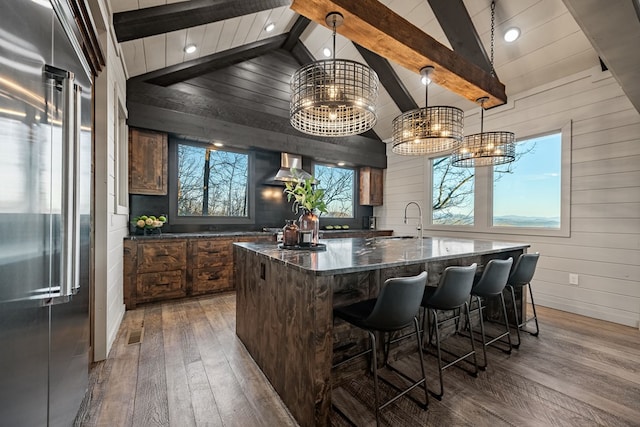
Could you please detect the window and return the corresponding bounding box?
[431,155,474,225]
[313,164,354,218]
[427,124,570,237]
[493,133,561,228]
[177,143,249,217]
[114,92,128,214]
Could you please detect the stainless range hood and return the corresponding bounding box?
[273,153,313,182]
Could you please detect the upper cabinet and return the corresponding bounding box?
[129,128,168,195]
[359,167,383,206]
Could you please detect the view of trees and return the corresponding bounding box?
[432,139,541,226]
[314,164,354,218]
[432,156,475,225]
[177,144,248,217]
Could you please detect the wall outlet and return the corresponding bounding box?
[569,273,579,286]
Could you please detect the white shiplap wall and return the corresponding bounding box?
[91,0,129,361]
[376,66,640,328]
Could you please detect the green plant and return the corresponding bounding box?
[283,173,328,214]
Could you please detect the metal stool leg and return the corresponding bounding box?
[527,284,540,336]
[368,331,381,427]
[464,301,479,377]
[507,285,522,348]
[499,292,513,352]
[431,308,445,400]
[475,295,488,370]
[413,317,430,409]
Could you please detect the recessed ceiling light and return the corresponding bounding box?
[323,47,332,58]
[265,22,275,32]
[337,161,346,166]
[213,142,224,147]
[184,44,197,54]
[504,27,520,43]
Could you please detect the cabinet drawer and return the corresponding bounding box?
[194,239,232,268]
[136,270,186,302]
[192,267,232,294]
[138,241,187,273]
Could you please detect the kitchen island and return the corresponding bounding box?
[234,236,529,427]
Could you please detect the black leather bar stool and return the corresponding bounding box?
[421,264,478,399]
[468,258,513,369]
[333,271,429,426]
[506,253,541,347]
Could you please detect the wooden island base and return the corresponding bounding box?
[234,237,528,427]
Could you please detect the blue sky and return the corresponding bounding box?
[493,133,561,218]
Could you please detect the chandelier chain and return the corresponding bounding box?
[490,0,495,77]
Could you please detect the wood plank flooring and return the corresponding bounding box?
[76,293,640,426]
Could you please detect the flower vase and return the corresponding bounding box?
[298,209,319,246]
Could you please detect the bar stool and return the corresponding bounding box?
[468,258,513,369]
[333,271,429,426]
[421,264,478,399]
[506,253,541,347]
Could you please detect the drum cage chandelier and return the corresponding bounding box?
[290,12,379,137]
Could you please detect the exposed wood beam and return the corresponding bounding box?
[427,0,493,75]
[290,40,316,65]
[134,34,288,87]
[282,15,311,51]
[562,0,640,114]
[113,0,290,42]
[290,0,507,107]
[354,43,417,112]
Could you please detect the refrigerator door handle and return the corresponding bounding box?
[71,83,82,293]
[59,66,77,298]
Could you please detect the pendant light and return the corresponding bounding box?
[451,0,515,168]
[391,66,464,155]
[290,12,379,137]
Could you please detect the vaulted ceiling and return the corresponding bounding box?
[110,0,640,142]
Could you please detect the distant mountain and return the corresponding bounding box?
[493,215,560,228]
[434,214,560,228]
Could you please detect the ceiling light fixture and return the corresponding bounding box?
[452,1,515,167]
[504,27,520,42]
[323,47,331,57]
[184,44,197,54]
[391,66,464,155]
[213,142,224,147]
[337,161,345,166]
[290,12,379,137]
[265,22,275,32]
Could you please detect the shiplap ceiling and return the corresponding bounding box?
[110,0,602,141]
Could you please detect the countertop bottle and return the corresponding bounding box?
[283,219,299,247]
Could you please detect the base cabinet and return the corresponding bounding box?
[124,235,274,309]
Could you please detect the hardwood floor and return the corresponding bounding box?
[76,293,640,427]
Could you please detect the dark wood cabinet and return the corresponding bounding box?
[132,240,187,305]
[124,234,274,309]
[190,238,234,295]
[359,167,383,206]
[129,128,168,195]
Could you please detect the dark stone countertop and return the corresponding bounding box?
[234,236,530,276]
[125,231,275,241]
[124,229,393,241]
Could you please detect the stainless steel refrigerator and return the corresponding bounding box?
[0,0,92,425]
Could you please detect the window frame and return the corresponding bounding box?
[168,138,255,226]
[113,88,128,215]
[426,122,571,237]
[312,162,356,219]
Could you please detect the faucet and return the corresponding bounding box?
[403,201,423,239]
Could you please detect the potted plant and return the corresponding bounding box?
[283,172,327,245]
